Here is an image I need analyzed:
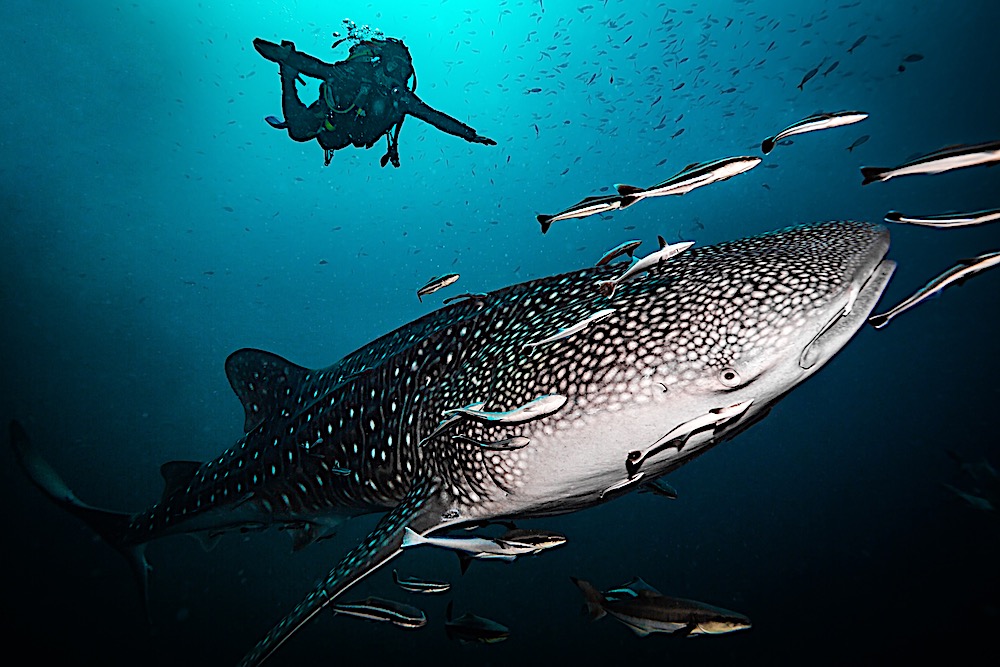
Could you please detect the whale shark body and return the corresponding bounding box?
[10,220,895,665]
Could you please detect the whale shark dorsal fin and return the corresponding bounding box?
[238,480,447,667]
[225,348,312,432]
[159,460,202,503]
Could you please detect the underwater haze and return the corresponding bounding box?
[2,0,998,665]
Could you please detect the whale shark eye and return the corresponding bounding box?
[719,367,742,388]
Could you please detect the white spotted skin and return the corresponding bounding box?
[125,221,893,544]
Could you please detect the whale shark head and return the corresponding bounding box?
[493,220,896,513]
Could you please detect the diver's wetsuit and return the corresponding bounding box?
[254,38,495,162]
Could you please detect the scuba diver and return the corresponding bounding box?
[253,36,496,167]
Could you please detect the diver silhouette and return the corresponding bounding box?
[253,37,496,167]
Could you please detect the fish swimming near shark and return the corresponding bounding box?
[867,250,999,329]
[761,111,869,155]
[572,576,752,637]
[614,156,761,207]
[9,220,896,666]
[536,193,624,234]
[884,208,1000,228]
[861,140,1000,185]
[417,273,460,302]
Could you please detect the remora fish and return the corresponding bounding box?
[417,273,460,302]
[861,140,1000,185]
[572,577,751,637]
[598,237,694,297]
[536,194,623,234]
[868,250,999,329]
[400,526,519,561]
[884,209,1000,228]
[445,601,510,644]
[9,220,896,666]
[495,527,567,553]
[761,111,869,155]
[615,156,761,207]
[392,569,451,594]
[626,399,756,476]
[523,308,617,350]
[442,394,568,424]
[331,596,427,629]
[596,239,643,265]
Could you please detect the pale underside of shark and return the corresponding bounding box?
[10,220,896,666]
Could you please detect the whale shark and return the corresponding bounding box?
[9,220,895,666]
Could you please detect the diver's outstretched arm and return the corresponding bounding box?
[397,89,496,146]
[253,38,337,80]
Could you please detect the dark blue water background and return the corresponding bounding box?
[2,1,998,665]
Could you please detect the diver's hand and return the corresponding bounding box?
[472,134,497,146]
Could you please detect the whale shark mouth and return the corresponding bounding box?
[800,257,896,370]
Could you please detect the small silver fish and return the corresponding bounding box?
[761,111,868,155]
[868,250,1000,329]
[331,596,427,629]
[417,273,460,302]
[596,239,643,266]
[884,209,1000,228]
[442,394,568,424]
[523,308,616,350]
[392,569,451,594]
[861,140,1000,185]
[536,194,623,234]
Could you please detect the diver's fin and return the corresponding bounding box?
[9,421,152,615]
[225,349,312,432]
[237,480,448,667]
[264,115,289,130]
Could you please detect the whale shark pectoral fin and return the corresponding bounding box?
[238,479,447,667]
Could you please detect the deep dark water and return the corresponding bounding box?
[2,1,998,665]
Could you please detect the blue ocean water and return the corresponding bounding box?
[1,0,998,665]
